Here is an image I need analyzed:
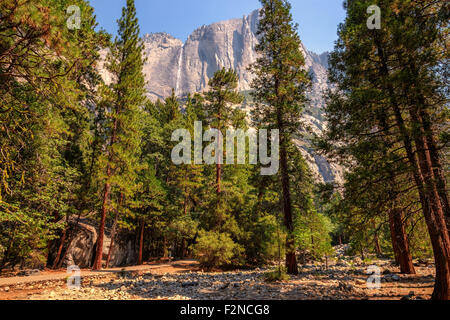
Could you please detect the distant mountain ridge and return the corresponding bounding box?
[140,10,330,104]
[98,9,343,184]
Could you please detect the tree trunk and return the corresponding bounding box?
[138,219,145,265]
[181,238,187,258]
[373,228,382,258]
[380,42,450,298]
[391,209,415,274]
[55,212,83,269]
[393,106,450,297]
[418,108,450,237]
[92,180,110,270]
[52,227,67,269]
[410,117,450,298]
[280,143,298,275]
[216,112,222,195]
[93,105,119,271]
[388,211,401,265]
[105,211,120,269]
[378,53,450,297]
[163,236,168,258]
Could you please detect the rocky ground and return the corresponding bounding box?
[0,253,435,300]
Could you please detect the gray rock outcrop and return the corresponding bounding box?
[58,220,137,268]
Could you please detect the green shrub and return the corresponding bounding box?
[192,230,241,270]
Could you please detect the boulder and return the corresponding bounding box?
[63,221,98,268]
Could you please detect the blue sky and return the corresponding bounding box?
[88,0,346,54]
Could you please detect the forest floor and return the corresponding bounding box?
[0,255,435,300]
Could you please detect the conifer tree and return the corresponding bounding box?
[204,68,244,195]
[92,0,147,270]
[0,0,106,269]
[249,0,310,274]
[318,0,449,299]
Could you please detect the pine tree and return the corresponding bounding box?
[249,0,310,274]
[0,0,107,270]
[318,0,449,299]
[92,0,147,270]
[204,68,244,195]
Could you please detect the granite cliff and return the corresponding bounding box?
[101,9,342,184]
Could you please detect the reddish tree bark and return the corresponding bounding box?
[410,119,450,299]
[93,112,118,271]
[375,38,450,299]
[92,180,110,270]
[388,212,401,265]
[52,227,67,269]
[138,219,145,265]
[390,209,415,274]
[418,108,450,237]
[394,105,449,298]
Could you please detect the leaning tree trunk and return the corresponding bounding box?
[52,226,67,269]
[410,116,450,299]
[376,38,450,298]
[388,212,401,265]
[385,73,450,299]
[418,108,450,237]
[55,212,83,269]
[394,106,449,298]
[389,209,415,274]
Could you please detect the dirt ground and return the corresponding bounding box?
[0,259,435,300]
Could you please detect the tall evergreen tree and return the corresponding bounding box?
[318,0,449,299]
[92,0,147,270]
[0,0,107,270]
[249,0,310,274]
[204,68,244,195]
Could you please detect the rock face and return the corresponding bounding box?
[63,221,97,268]
[174,9,260,96]
[141,33,184,100]
[101,9,342,184]
[107,234,138,267]
[57,220,137,268]
[141,10,329,105]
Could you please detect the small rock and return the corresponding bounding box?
[4,286,10,292]
[391,275,400,281]
[181,281,199,288]
[220,282,230,290]
[337,282,354,292]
